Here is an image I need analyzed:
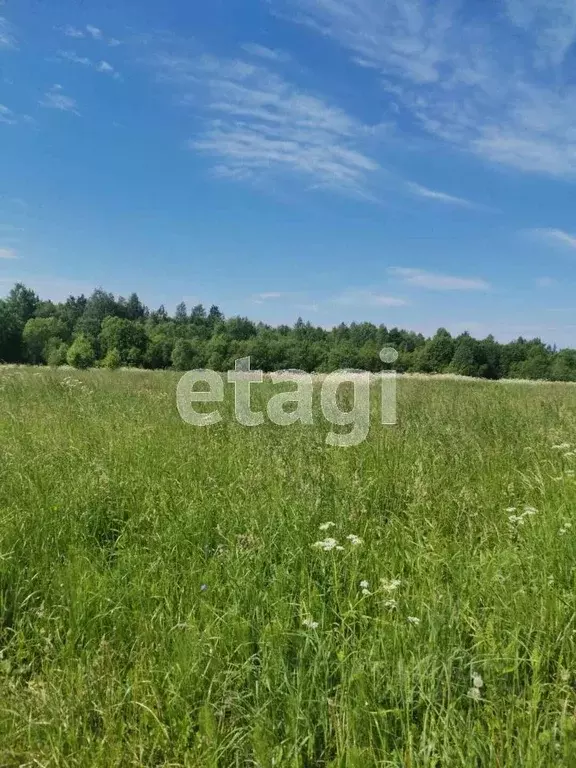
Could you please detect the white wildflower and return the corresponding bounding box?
[407,616,420,625]
[380,578,402,592]
[505,507,517,513]
[523,506,537,516]
[552,443,571,450]
[302,618,319,630]
[346,534,363,546]
[319,521,336,531]
[471,672,484,689]
[383,599,397,610]
[313,538,339,552]
[467,686,481,701]
[361,588,371,596]
[359,580,369,589]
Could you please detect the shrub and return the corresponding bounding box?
[46,340,69,367]
[101,348,122,369]
[66,335,95,369]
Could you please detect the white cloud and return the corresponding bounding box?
[57,50,91,66]
[0,247,17,259]
[57,51,120,78]
[86,25,103,40]
[0,103,33,127]
[60,25,85,39]
[406,182,477,209]
[531,228,576,249]
[96,60,115,74]
[333,290,408,307]
[39,84,79,115]
[241,43,291,63]
[281,0,576,178]
[504,0,576,66]
[155,52,380,195]
[0,103,16,125]
[389,267,490,291]
[0,16,16,48]
[253,291,284,302]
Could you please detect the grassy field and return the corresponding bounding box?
[1,367,576,766]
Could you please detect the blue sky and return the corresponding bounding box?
[1,0,576,345]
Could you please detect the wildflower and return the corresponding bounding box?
[407,616,420,625]
[467,686,481,701]
[359,580,369,589]
[313,538,341,552]
[505,507,517,513]
[346,534,363,546]
[471,672,484,689]
[319,521,336,531]
[383,599,397,610]
[523,506,537,516]
[380,578,401,592]
[302,618,319,630]
[200,584,208,592]
[552,443,571,450]
[565,451,576,458]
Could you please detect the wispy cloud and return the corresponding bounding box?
[154,52,380,195]
[531,228,576,249]
[281,0,576,178]
[0,247,17,259]
[252,291,285,302]
[0,16,16,48]
[39,84,79,115]
[86,25,103,40]
[60,25,85,39]
[0,103,16,125]
[56,50,120,78]
[241,43,291,63]
[406,182,478,209]
[503,0,576,66]
[57,50,91,66]
[389,267,490,291]
[0,103,33,127]
[332,290,408,307]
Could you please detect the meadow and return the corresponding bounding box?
[1,366,576,767]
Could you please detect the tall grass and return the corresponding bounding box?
[1,367,576,766]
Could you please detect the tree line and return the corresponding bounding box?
[0,282,575,380]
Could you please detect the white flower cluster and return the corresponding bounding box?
[313,524,364,551]
[507,505,537,526]
[467,671,484,701]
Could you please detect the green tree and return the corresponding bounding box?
[67,335,95,369]
[99,317,147,364]
[417,328,455,373]
[45,340,69,367]
[5,283,38,326]
[22,317,67,364]
[0,300,23,362]
[449,334,488,377]
[171,339,204,370]
[101,348,122,369]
